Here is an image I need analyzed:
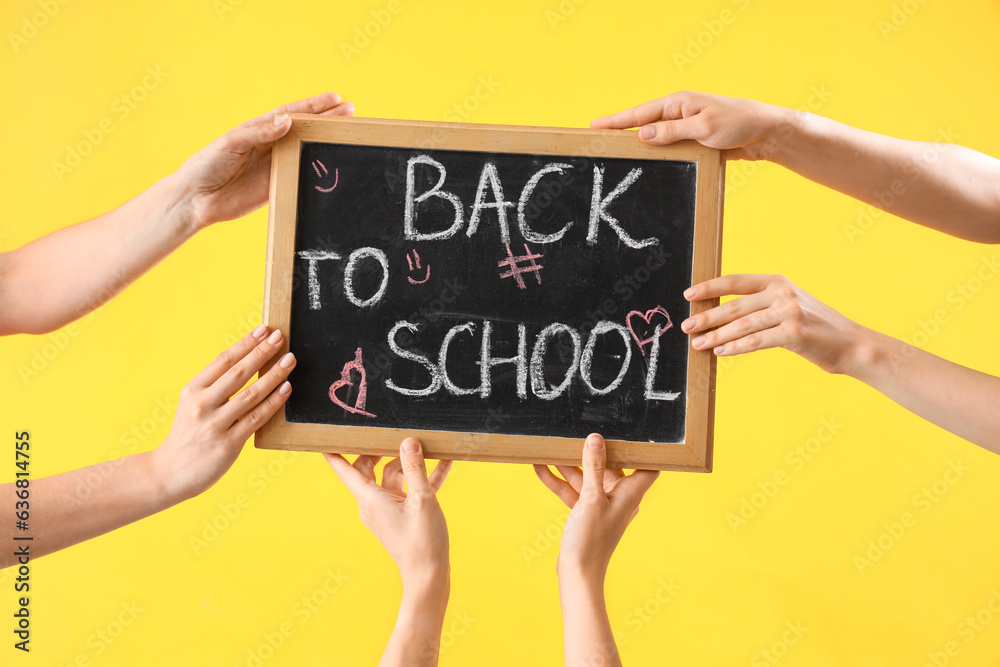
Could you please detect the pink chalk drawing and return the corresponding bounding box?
[312,160,339,192]
[497,243,543,290]
[405,249,431,284]
[328,347,376,417]
[626,307,673,356]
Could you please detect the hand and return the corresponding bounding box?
[682,274,865,374]
[151,325,295,502]
[590,90,792,161]
[174,92,355,229]
[325,438,452,588]
[534,434,659,581]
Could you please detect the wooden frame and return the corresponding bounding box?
[255,115,724,472]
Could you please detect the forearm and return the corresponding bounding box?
[0,451,174,567]
[847,327,1000,451]
[558,569,621,667]
[766,109,1000,243]
[380,573,450,667]
[0,172,198,335]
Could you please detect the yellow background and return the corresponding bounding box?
[2,0,1000,664]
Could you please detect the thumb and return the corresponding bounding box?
[400,437,433,500]
[580,433,608,500]
[637,117,701,146]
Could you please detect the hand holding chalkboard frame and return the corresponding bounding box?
[254,115,723,472]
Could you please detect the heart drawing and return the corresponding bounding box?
[328,347,376,418]
[626,306,673,356]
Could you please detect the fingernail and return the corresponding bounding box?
[403,438,421,455]
[639,125,656,140]
[714,346,726,355]
[343,102,355,114]
[274,113,289,126]
[279,352,295,369]
[586,434,605,450]
[681,318,693,332]
[267,329,282,344]
[278,381,291,395]
[684,287,696,299]
[692,336,705,348]
[251,324,268,339]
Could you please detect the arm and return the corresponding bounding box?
[0,93,355,335]
[534,434,659,667]
[0,326,295,566]
[325,439,452,667]
[682,274,1000,451]
[591,91,1000,243]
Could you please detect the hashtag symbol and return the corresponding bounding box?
[16,521,28,531]
[497,243,543,290]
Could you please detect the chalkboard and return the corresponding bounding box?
[255,116,723,472]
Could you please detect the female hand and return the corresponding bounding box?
[682,273,865,374]
[535,433,659,581]
[151,325,295,502]
[591,90,792,160]
[325,439,452,587]
[175,92,355,229]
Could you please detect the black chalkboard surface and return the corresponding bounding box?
[256,116,723,472]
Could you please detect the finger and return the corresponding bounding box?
[218,351,296,423]
[616,470,660,502]
[713,324,790,357]
[399,438,433,500]
[208,329,285,406]
[580,434,608,501]
[229,380,291,442]
[319,101,356,117]
[353,455,382,484]
[590,92,696,129]
[554,465,583,493]
[684,274,779,302]
[244,93,344,128]
[533,465,579,508]
[690,307,786,352]
[682,291,775,335]
[382,458,404,494]
[604,467,625,494]
[324,452,374,499]
[428,460,453,492]
[190,325,269,388]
